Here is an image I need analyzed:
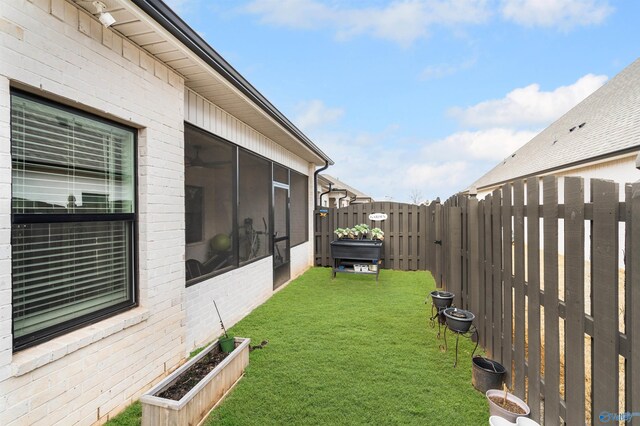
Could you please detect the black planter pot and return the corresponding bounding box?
[330,239,383,260]
[430,290,454,310]
[471,356,506,393]
[443,307,475,333]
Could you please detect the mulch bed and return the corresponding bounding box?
[489,396,527,414]
[157,349,230,401]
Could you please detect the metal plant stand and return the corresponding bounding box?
[429,303,448,339]
[440,324,479,368]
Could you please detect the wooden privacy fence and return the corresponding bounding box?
[314,202,431,271]
[428,176,640,425]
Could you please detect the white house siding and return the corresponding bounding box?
[183,89,316,350]
[0,1,186,425]
[476,153,639,200]
[184,89,309,175]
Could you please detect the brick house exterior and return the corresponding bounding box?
[0,1,331,424]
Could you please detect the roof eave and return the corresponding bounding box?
[131,0,333,165]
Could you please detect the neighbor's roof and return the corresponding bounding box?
[469,57,640,191]
[319,174,371,198]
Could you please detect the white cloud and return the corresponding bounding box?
[430,128,539,161]
[406,161,469,188]
[448,73,607,128]
[294,100,344,131]
[420,56,478,80]
[501,0,613,30]
[244,0,491,46]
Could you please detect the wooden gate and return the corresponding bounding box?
[314,202,431,271]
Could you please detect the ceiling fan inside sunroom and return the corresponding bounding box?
[185,146,230,169]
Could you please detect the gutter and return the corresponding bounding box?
[314,161,330,207]
[131,0,333,165]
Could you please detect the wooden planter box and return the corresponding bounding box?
[140,337,250,426]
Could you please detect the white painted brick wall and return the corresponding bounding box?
[0,0,321,423]
[0,1,186,424]
[185,257,274,351]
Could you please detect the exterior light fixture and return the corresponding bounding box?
[93,1,116,27]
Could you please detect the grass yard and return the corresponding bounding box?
[107,267,488,425]
[207,268,487,425]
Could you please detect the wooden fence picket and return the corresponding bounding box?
[591,179,619,418]
[543,176,561,425]
[527,179,542,421]
[513,180,526,397]
[564,177,585,425]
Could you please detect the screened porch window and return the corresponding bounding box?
[11,91,136,350]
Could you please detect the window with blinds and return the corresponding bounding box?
[10,91,136,350]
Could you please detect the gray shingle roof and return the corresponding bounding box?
[319,174,371,198]
[469,58,640,191]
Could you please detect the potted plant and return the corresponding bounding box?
[486,386,530,423]
[370,227,384,241]
[353,223,370,239]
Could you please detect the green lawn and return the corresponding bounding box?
[107,268,489,425]
[207,268,488,425]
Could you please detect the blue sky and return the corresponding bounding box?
[165,0,639,203]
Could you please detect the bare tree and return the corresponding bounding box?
[409,189,424,205]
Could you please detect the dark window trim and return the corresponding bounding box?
[10,89,138,351]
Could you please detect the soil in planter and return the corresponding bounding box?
[157,350,230,401]
[488,396,527,415]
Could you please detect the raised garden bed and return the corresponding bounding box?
[140,337,250,426]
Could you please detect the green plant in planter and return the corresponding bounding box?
[353,224,370,239]
[334,228,351,239]
[371,227,384,241]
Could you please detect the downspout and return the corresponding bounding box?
[319,184,333,208]
[336,189,349,207]
[314,160,330,207]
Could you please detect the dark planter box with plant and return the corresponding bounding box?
[330,224,384,281]
[330,239,383,260]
